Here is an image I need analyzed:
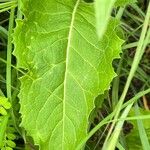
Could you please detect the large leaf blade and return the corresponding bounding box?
[14,0,123,149]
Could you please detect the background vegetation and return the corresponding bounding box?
[0,0,150,149]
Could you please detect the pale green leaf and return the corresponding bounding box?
[95,0,117,38]
[13,0,123,149]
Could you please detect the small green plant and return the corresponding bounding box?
[0,96,16,150]
[0,96,11,115]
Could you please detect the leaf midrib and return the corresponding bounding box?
[62,0,80,148]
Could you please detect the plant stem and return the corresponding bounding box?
[6,7,15,100]
[0,1,16,9]
[122,42,138,49]
[0,26,8,39]
[116,7,124,19]
[112,53,124,109]
[0,5,17,13]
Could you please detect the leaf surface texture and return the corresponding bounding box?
[14,0,123,149]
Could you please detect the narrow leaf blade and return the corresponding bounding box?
[95,0,117,38]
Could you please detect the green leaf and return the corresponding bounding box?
[0,96,11,116]
[7,133,16,140]
[115,0,137,7]
[95,0,117,38]
[0,107,7,115]
[126,108,150,150]
[0,96,11,110]
[5,147,13,150]
[6,140,16,148]
[13,0,123,149]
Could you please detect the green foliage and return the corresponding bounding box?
[126,108,150,150]
[14,0,123,149]
[1,0,149,149]
[0,122,17,150]
[115,0,137,7]
[0,96,16,150]
[0,96,11,115]
[0,1,17,13]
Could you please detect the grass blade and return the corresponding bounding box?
[94,0,117,38]
[134,103,150,150]
[103,1,150,147]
